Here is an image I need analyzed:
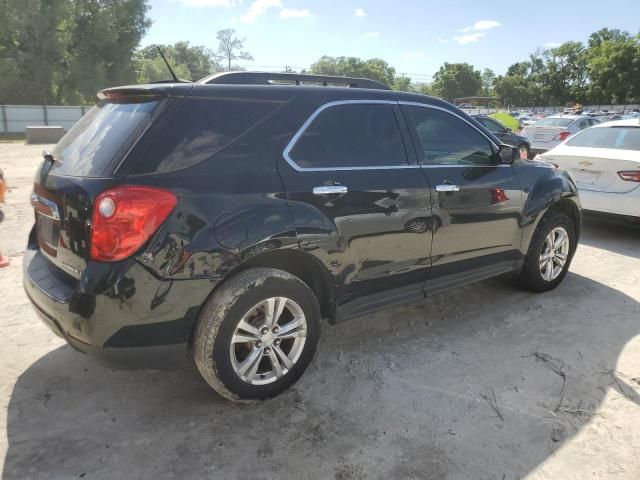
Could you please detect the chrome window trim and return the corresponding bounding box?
[282,99,505,172]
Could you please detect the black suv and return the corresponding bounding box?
[24,72,581,401]
[472,115,531,159]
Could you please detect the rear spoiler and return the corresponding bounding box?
[97,84,194,102]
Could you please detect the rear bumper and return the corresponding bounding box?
[23,248,209,369]
[578,188,640,218]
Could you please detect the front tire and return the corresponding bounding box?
[516,211,576,292]
[193,268,321,402]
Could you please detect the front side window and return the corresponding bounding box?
[566,127,640,150]
[404,106,496,165]
[481,118,505,134]
[289,103,407,168]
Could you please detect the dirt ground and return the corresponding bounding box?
[1,143,639,480]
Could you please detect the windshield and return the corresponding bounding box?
[566,127,640,150]
[51,99,161,177]
[534,117,574,128]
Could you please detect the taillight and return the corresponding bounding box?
[618,171,640,182]
[553,131,571,141]
[90,186,177,262]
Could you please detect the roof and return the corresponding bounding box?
[593,118,640,128]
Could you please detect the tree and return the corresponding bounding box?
[431,63,482,100]
[481,68,496,96]
[0,0,151,105]
[135,42,221,82]
[309,56,398,87]
[216,29,253,71]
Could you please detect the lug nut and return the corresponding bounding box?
[274,339,281,346]
[272,326,280,334]
[255,341,262,348]
[260,327,269,335]
[264,347,271,355]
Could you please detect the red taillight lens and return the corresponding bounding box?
[618,171,640,182]
[90,186,177,262]
[553,131,571,141]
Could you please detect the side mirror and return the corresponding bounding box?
[498,144,517,164]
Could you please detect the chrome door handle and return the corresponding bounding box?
[313,185,348,195]
[435,184,460,192]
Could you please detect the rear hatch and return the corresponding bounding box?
[525,117,574,145]
[30,86,185,278]
[543,126,640,194]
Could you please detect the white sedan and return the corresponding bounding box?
[539,119,640,220]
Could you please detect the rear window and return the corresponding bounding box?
[51,100,160,177]
[130,97,281,174]
[566,127,640,150]
[534,117,574,128]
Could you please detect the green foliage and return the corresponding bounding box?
[135,42,221,82]
[0,0,151,104]
[431,63,482,101]
[490,112,519,131]
[495,29,640,106]
[310,56,398,87]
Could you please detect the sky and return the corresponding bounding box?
[142,0,640,82]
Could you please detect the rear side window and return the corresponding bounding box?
[289,103,407,168]
[131,98,281,174]
[404,106,496,165]
[51,100,160,177]
[566,127,640,150]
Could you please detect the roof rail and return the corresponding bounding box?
[197,71,390,90]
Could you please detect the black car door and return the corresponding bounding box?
[401,104,525,285]
[278,100,434,316]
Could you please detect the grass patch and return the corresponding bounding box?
[490,112,520,131]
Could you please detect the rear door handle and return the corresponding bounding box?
[435,184,460,192]
[313,185,348,195]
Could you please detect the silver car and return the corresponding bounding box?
[525,115,600,156]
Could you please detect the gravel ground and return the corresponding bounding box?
[1,143,639,480]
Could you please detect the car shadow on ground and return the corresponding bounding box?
[4,267,639,480]
[580,214,640,260]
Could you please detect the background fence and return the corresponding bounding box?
[2,102,640,134]
[0,105,89,134]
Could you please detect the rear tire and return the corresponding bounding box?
[516,211,576,292]
[193,268,321,402]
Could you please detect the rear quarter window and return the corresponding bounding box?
[130,97,282,174]
[534,118,574,128]
[51,100,160,177]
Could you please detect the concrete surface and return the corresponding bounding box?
[1,143,639,480]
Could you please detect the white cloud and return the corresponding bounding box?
[241,0,283,23]
[363,31,380,38]
[437,37,448,44]
[458,19,501,32]
[453,32,486,45]
[172,0,238,6]
[544,42,562,48]
[280,8,310,19]
[404,51,425,60]
[355,8,366,17]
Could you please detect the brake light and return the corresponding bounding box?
[618,171,640,182]
[553,131,571,141]
[90,186,177,262]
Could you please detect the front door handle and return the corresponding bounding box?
[435,184,460,192]
[313,185,348,195]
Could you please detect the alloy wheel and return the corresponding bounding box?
[539,226,570,281]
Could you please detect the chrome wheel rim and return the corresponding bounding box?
[230,297,307,385]
[539,227,570,281]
